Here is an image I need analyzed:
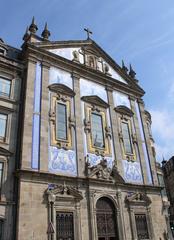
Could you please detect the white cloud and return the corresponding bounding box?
[150,109,174,161]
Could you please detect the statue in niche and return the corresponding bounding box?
[72,50,80,62]
[88,55,95,69]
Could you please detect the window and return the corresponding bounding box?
[0,78,11,97]
[91,113,104,148]
[121,122,133,154]
[50,92,73,149]
[0,48,5,55]
[56,103,67,141]
[135,214,149,240]
[82,95,111,155]
[0,114,7,140]
[56,212,74,240]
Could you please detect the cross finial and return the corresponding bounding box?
[84,28,93,39]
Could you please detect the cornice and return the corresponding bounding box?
[0,96,19,105]
[81,95,109,108]
[0,57,24,73]
[0,146,13,156]
[16,169,162,194]
[114,105,134,117]
[48,83,75,97]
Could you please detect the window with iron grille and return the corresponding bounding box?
[135,214,149,240]
[56,212,74,240]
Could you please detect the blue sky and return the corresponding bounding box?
[1,0,174,161]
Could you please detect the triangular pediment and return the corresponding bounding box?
[126,192,151,206]
[32,39,144,94]
[81,95,109,108]
[46,184,83,202]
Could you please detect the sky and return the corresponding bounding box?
[1,0,174,162]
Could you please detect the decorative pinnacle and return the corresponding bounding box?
[129,64,136,79]
[23,26,30,41]
[41,22,51,40]
[29,16,38,34]
[122,60,128,73]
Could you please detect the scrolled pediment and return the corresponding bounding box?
[86,159,125,183]
[46,184,83,202]
[48,83,75,97]
[86,159,113,181]
[126,192,151,206]
[114,105,134,117]
[81,95,109,108]
[111,165,125,183]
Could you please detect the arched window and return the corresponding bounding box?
[96,197,119,240]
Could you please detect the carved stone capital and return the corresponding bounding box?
[117,190,122,199]
[71,71,81,80]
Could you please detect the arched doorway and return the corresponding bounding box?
[96,197,119,240]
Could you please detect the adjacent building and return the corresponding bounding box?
[0,39,23,238]
[0,18,171,240]
[162,156,174,237]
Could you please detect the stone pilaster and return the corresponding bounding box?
[40,62,50,172]
[21,60,36,169]
[129,97,147,184]
[147,207,155,240]
[138,100,158,185]
[75,203,82,240]
[72,72,85,177]
[129,207,138,240]
[89,191,97,240]
[106,87,123,175]
[117,190,126,240]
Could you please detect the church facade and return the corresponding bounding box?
[0,18,170,240]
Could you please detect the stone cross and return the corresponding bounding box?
[84,28,93,39]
